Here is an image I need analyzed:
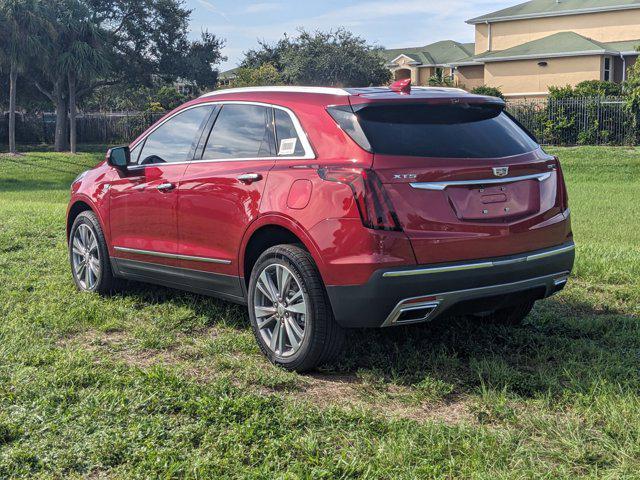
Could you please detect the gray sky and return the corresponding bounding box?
[184,0,518,71]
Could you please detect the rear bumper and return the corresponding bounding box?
[326,242,575,328]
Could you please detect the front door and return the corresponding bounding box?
[109,105,214,267]
[178,104,278,280]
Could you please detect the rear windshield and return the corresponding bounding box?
[356,104,539,158]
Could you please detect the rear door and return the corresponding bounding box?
[177,103,277,279]
[353,102,567,264]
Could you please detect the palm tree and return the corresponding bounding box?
[36,0,110,152]
[0,0,41,154]
[58,1,109,153]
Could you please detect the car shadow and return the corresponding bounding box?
[326,296,639,398]
[109,281,639,399]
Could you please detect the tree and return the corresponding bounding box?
[240,28,391,87]
[56,0,110,153]
[623,48,640,142]
[0,0,41,154]
[33,0,225,151]
[154,86,188,110]
[242,37,290,72]
[229,64,283,88]
[165,31,226,91]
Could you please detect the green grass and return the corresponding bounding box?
[0,146,638,478]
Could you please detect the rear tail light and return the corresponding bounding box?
[318,167,402,231]
[554,156,569,211]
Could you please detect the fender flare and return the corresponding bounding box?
[238,213,327,281]
[67,193,109,244]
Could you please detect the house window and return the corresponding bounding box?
[604,57,613,82]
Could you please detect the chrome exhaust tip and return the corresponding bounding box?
[383,300,441,327]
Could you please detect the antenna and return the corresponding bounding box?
[390,78,412,95]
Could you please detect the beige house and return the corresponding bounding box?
[386,0,640,97]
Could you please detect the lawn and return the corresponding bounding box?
[0,146,638,478]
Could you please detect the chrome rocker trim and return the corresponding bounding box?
[113,246,232,265]
[383,243,575,278]
[410,171,552,191]
[382,271,570,327]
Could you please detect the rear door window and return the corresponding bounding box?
[355,104,539,158]
[274,109,305,157]
[203,104,275,159]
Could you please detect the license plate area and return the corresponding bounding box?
[446,181,540,221]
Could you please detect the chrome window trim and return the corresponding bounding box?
[128,100,315,169]
[114,246,232,265]
[410,171,552,191]
[382,243,575,278]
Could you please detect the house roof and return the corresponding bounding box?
[470,32,639,63]
[605,39,640,53]
[219,67,240,80]
[468,0,640,24]
[383,41,475,66]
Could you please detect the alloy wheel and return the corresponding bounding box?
[253,263,307,358]
[71,224,101,291]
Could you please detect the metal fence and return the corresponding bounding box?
[0,111,166,146]
[1,97,638,147]
[506,96,637,146]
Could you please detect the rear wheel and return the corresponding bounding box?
[248,245,345,372]
[478,301,535,326]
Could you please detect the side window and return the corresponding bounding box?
[274,109,305,157]
[138,106,213,165]
[203,104,274,159]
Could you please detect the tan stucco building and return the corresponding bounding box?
[385,0,640,98]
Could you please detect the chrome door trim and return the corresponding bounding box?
[128,100,316,165]
[410,171,552,191]
[113,246,232,265]
[382,243,574,278]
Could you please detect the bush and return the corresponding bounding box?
[471,85,505,100]
[549,81,622,99]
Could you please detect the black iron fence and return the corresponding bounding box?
[506,96,637,146]
[1,97,638,147]
[0,111,166,146]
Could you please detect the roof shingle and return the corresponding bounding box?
[383,41,475,66]
[468,0,640,24]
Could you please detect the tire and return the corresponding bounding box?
[247,244,345,372]
[479,300,536,326]
[69,210,116,294]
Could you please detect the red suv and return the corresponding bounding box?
[67,84,574,371]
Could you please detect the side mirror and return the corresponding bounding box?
[107,146,130,170]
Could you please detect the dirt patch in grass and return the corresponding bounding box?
[294,373,475,424]
[60,329,189,368]
[60,329,475,424]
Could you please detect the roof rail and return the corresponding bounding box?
[200,86,351,98]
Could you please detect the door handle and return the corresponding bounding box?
[237,173,263,184]
[156,182,176,192]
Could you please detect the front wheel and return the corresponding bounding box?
[69,211,116,294]
[248,245,345,372]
